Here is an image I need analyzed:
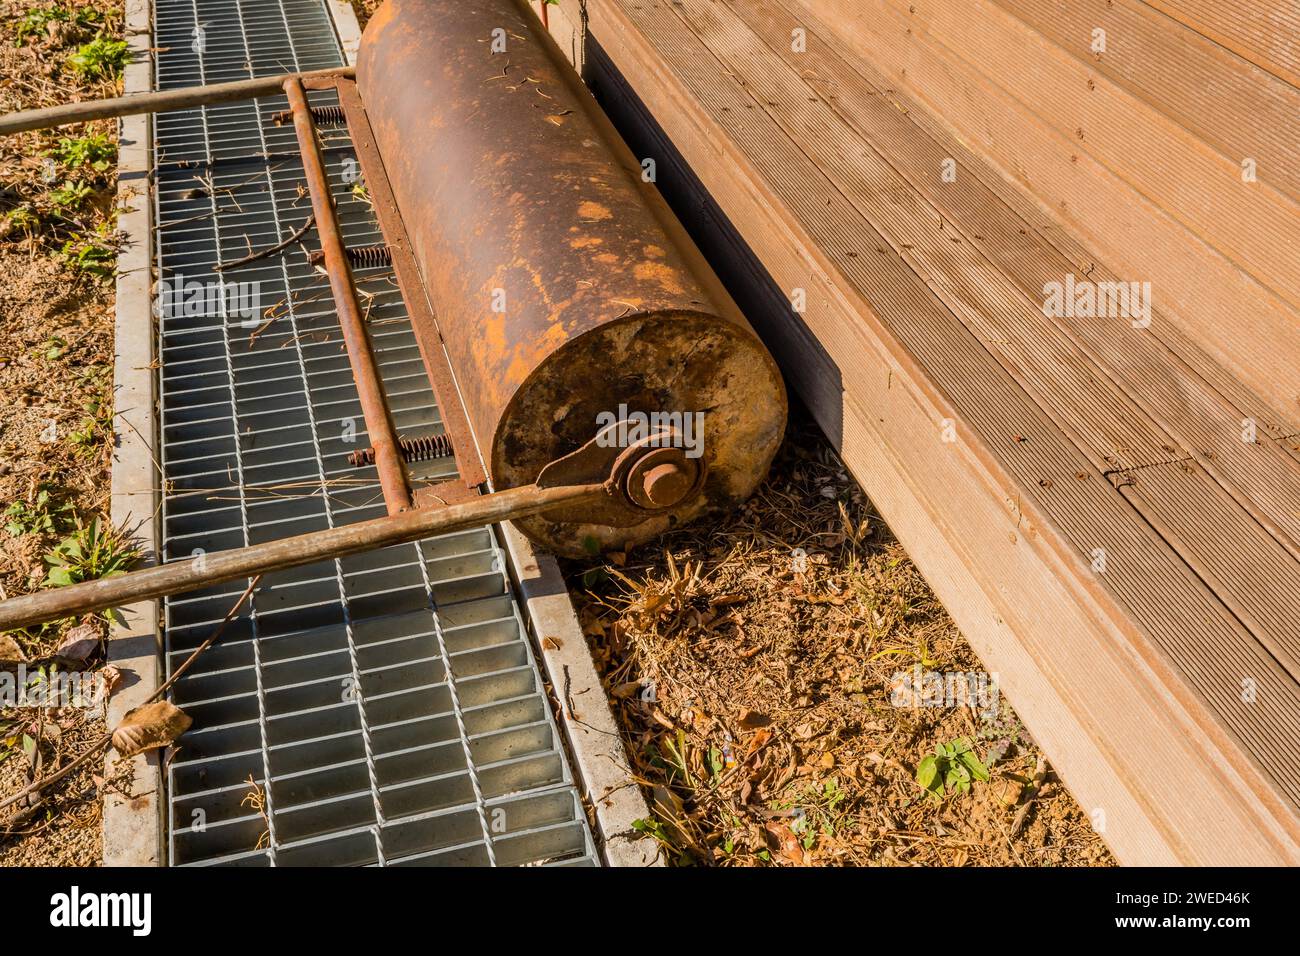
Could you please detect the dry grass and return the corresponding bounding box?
[566,413,1114,866]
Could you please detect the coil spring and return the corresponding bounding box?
[308,244,392,269]
[348,433,455,468]
[345,244,393,269]
[273,105,348,126]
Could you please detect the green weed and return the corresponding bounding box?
[14,5,103,46]
[4,487,74,537]
[915,737,990,803]
[43,516,138,588]
[53,133,115,172]
[49,179,93,212]
[59,225,117,278]
[67,34,129,81]
[67,392,112,456]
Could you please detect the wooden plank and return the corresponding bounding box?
[582,0,1300,863]
[1143,0,1300,90]
[859,0,1300,311]
[798,0,1300,420]
[873,0,1300,312]
[993,0,1300,204]
[722,0,1300,563]
[800,6,1298,444]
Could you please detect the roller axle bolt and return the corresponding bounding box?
[641,462,694,507]
[625,447,701,511]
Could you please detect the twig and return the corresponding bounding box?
[0,577,260,815]
[214,216,314,272]
[1010,755,1049,837]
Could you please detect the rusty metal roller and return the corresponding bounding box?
[357,0,786,556]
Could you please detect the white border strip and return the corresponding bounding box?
[325,0,363,66]
[499,524,659,866]
[103,0,162,866]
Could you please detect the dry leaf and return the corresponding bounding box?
[996,776,1025,807]
[612,681,642,699]
[111,700,192,758]
[737,708,770,729]
[764,822,805,865]
[0,633,24,664]
[98,664,123,699]
[651,785,688,844]
[56,622,100,664]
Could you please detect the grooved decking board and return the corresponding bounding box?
[800,0,1300,420]
[579,0,1300,862]
[993,0,1300,204]
[721,0,1300,563]
[660,0,1300,793]
[807,3,1299,444]
[1113,459,1300,679]
[1143,0,1300,90]
[866,0,1300,313]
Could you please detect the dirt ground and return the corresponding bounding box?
[350,0,384,29]
[0,0,127,866]
[565,413,1114,866]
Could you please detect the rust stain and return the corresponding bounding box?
[577,200,613,221]
[634,260,687,296]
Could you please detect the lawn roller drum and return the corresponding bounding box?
[0,0,786,631]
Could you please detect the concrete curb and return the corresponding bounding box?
[325,0,364,64]
[103,0,163,867]
[499,524,661,867]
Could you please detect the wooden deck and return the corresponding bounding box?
[535,0,1300,864]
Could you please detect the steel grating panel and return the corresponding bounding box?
[151,0,596,866]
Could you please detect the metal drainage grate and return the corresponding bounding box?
[151,0,596,866]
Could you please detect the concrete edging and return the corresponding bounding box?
[325,0,364,64]
[499,524,660,867]
[103,0,162,867]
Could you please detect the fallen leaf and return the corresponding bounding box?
[111,700,192,758]
[56,622,100,663]
[651,785,688,844]
[0,634,24,664]
[746,726,773,757]
[98,664,123,699]
[737,708,769,729]
[764,822,805,865]
[996,776,1025,807]
[819,751,836,769]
